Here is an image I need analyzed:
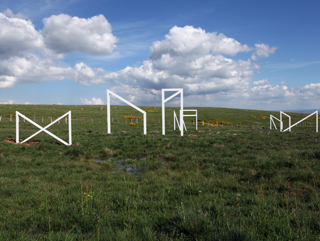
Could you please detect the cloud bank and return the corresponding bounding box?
[1,10,319,109]
[0,11,117,89]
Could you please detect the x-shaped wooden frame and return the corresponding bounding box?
[16,111,72,146]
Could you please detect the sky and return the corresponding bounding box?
[0,0,319,111]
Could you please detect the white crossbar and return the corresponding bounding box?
[16,111,72,146]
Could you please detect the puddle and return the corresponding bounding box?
[95,158,141,174]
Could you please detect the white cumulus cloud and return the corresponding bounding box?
[2,9,27,19]
[80,97,104,105]
[0,12,44,60]
[81,26,260,98]
[253,79,269,85]
[251,43,277,61]
[43,14,118,55]
[0,10,117,89]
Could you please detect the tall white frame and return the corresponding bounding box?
[16,111,72,146]
[162,88,183,136]
[107,89,147,135]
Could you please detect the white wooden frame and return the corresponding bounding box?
[283,111,318,132]
[107,89,147,135]
[270,111,318,133]
[280,111,292,132]
[182,109,198,131]
[173,110,187,132]
[270,115,282,130]
[16,111,72,146]
[162,88,183,136]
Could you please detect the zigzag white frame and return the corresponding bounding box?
[270,115,282,130]
[173,110,187,132]
[16,111,72,146]
[107,89,147,135]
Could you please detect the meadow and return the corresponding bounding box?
[0,104,319,240]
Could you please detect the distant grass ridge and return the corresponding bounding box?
[0,104,319,240]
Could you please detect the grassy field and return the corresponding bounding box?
[0,104,319,240]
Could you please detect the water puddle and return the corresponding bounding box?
[95,158,141,174]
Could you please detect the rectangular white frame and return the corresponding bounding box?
[162,88,183,136]
[107,89,147,135]
[283,111,318,132]
[16,111,72,146]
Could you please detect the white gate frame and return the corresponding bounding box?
[16,111,72,146]
[283,111,318,132]
[162,88,183,136]
[270,115,282,130]
[107,89,147,135]
[280,111,292,132]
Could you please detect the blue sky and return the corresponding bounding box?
[0,0,319,110]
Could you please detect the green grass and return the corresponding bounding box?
[0,104,319,240]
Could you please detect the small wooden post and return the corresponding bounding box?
[10,115,12,122]
[42,117,44,123]
[0,116,2,122]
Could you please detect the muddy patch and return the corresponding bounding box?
[3,137,39,146]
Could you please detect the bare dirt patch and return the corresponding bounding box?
[3,137,39,146]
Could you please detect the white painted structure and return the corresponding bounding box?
[173,109,198,133]
[270,111,318,132]
[107,89,147,135]
[162,88,184,136]
[173,110,187,132]
[16,111,72,146]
